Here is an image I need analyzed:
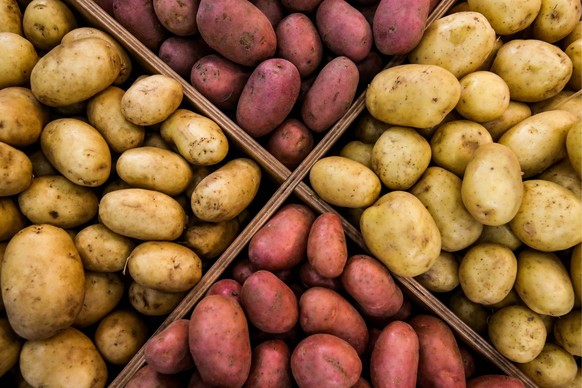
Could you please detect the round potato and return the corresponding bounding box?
[0,141,32,196]
[0,197,26,241]
[415,251,460,293]
[74,223,134,272]
[553,310,581,356]
[121,74,183,126]
[488,305,547,363]
[467,0,541,35]
[20,327,107,388]
[309,156,381,208]
[94,310,149,365]
[509,180,581,252]
[0,317,22,377]
[339,140,373,169]
[128,282,185,317]
[0,32,38,89]
[481,101,531,141]
[455,71,510,122]
[518,343,578,388]
[0,87,48,147]
[183,217,241,260]
[0,0,23,35]
[567,120,581,175]
[532,0,581,43]
[448,289,489,334]
[74,271,125,328]
[22,0,77,50]
[360,191,441,277]
[515,249,575,317]
[371,126,431,190]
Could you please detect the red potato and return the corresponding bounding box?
[251,0,285,26]
[196,0,277,67]
[301,56,359,133]
[467,375,526,388]
[266,118,315,170]
[245,340,293,388]
[276,13,323,78]
[125,365,183,388]
[153,0,199,36]
[112,0,168,51]
[299,261,343,291]
[299,286,369,355]
[307,212,348,278]
[291,333,362,387]
[236,58,301,137]
[159,36,210,79]
[341,254,404,321]
[144,319,194,374]
[189,295,252,387]
[390,298,413,322]
[205,278,242,303]
[190,54,251,111]
[231,257,257,284]
[316,0,373,62]
[370,321,419,388]
[248,204,316,271]
[409,314,466,388]
[280,0,323,12]
[459,346,476,379]
[373,0,431,55]
[356,50,384,85]
[240,270,299,334]
[352,377,372,388]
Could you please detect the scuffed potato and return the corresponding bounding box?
[74,224,134,272]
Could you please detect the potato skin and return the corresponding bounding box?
[74,223,134,272]
[189,294,252,387]
[0,197,26,241]
[126,364,183,388]
[246,340,293,388]
[266,118,315,170]
[144,319,194,374]
[0,87,48,147]
[153,0,199,36]
[95,309,148,365]
[0,32,38,89]
[0,141,32,196]
[112,0,168,51]
[307,212,348,278]
[206,278,242,303]
[276,13,322,77]
[0,317,22,377]
[73,271,125,328]
[467,375,525,388]
[128,282,185,317]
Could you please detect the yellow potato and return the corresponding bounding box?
[73,271,125,328]
[510,180,581,252]
[360,191,441,277]
[18,175,99,229]
[490,39,573,103]
[183,217,241,260]
[191,158,261,222]
[410,167,483,252]
[530,90,582,121]
[455,71,510,122]
[430,120,493,177]
[352,111,389,144]
[121,74,183,126]
[0,32,38,89]
[515,249,575,317]
[0,197,26,241]
[309,156,381,208]
[0,317,22,377]
[461,143,523,226]
[366,64,461,129]
[94,310,148,366]
[572,244,582,305]
[488,289,522,310]
[22,0,77,50]
[128,281,186,316]
[518,343,578,388]
[0,87,48,148]
[0,0,23,35]
[476,224,523,251]
[565,39,581,90]
[567,120,582,175]
[459,243,517,305]
[86,86,145,153]
[2,224,85,340]
[415,251,460,293]
[537,159,581,198]
[467,0,541,35]
[553,310,581,356]
[143,131,172,150]
[99,188,187,241]
[27,149,57,177]
[481,102,532,142]
[0,141,32,196]
[19,327,107,388]
[531,0,581,43]
[448,289,489,334]
[160,109,229,166]
[339,140,373,169]
[74,224,135,272]
[408,11,497,78]
[0,242,5,310]
[561,20,582,49]
[488,305,547,363]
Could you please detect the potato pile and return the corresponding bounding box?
[0,0,263,385]
[97,0,444,169]
[309,2,582,387]
[128,207,523,387]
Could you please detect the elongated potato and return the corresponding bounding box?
[183,217,241,260]
[307,212,348,278]
[128,282,185,317]
[74,224,134,272]
[276,13,322,77]
[246,340,292,388]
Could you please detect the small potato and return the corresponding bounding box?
[144,319,194,374]
[532,0,581,43]
[553,310,581,356]
[467,375,526,388]
[41,118,111,187]
[0,87,48,147]
[0,317,22,377]
[567,120,581,175]
[415,251,460,293]
[128,282,185,316]
[159,36,211,79]
[18,175,99,229]
[22,0,77,51]
[456,71,510,122]
[481,101,532,141]
[112,0,168,51]
[0,197,26,241]
[467,0,541,35]
[74,271,125,328]
[276,13,323,77]
[307,212,348,278]
[161,108,229,166]
[510,180,581,252]
[99,188,187,241]
[75,224,134,272]
[205,278,242,303]
[448,289,489,334]
[309,156,381,208]
[86,86,145,153]
[183,217,241,260]
[518,343,578,388]
[0,0,22,35]
[121,74,183,126]
[20,327,107,388]
[291,333,362,388]
[490,39,572,103]
[299,261,343,291]
[190,158,261,222]
[366,64,461,129]
[266,118,315,170]
[0,141,32,196]
[0,32,38,89]
[339,140,373,168]
[476,224,522,251]
[153,0,198,36]
[565,39,581,90]
[538,159,581,198]
[353,111,390,144]
[94,310,149,365]
[246,340,293,388]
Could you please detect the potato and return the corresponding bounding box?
[509,180,581,252]
[189,294,252,387]
[121,74,183,126]
[160,109,229,166]
[0,87,48,149]
[456,71,510,122]
[183,217,240,260]
[467,0,541,35]
[567,120,582,175]
[553,310,581,356]
[531,89,582,121]
[467,375,526,388]
[0,141,32,196]
[415,251,460,293]
[0,197,26,241]
[191,158,261,222]
[565,39,581,90]
[236,58,301,137]
[488,305,547,363]
[159,36,211,79]
[206,278,242,303]
[360,191,441,277]
[491,39,572,103]
[252,0,285,26]
[299,286,369,355]
[18,175,99,229]
[22,0,77,50]
[341,254,404,321]
[370,321,419,388]
[112,0,168,50]
[518,343,578,388]
[0,242,5,310]
[301,56,359,133]
[276,13,323,77]
[94,309,148,366]
[126,365,183,388]
[153,0,198,36]
[411,167,483,252]
[409,314,465,388]
[499,110,577,178]
[0,32,38,89]
[73,271,124,328]
[409,11,496,78]
[75,224,134,272]
[307,212,348,278]
[41,118,111,187]
[144,319,194,374]
[0,0,22,35]
[448,289,489,334]
[128,282,185,316]
[532,0,581,43]
[291,333,362,388]
[99,188,187,241]
[537,158,581,198]
[299,261,342,291]
[477,224,522,251]
[196,0,276,67]
[339,140,373,168]
[0,317,22,377]
[459,243,517,305]
[20,327,107,388]
[246,340,292,388]
[353,111,390,144]
[309,156,381,208]
[366,64,461,129]
[572,244,582,305]
[266,118,315,170]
